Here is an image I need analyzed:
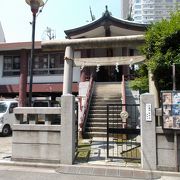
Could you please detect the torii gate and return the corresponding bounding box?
[42,35,145,94]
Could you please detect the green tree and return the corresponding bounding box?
[129,64,149,93]
[131,11,180,93]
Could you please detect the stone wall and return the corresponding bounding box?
[12,125,61,163]
[156,128,180,171]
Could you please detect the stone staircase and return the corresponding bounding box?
[84,82,122,138]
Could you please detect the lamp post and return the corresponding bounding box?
[25,0,44,106]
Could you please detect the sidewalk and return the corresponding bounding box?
[0,160,180,180]
[0,136,180,179]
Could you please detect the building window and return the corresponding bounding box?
[129,49,134,56]
[135,10,141,14]
[3,56,20,76]
[135,5,141,9]
[32,53,64,75]
[33,54,48,75]
[49,53,64,74]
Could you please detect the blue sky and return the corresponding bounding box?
[0,0,121,43]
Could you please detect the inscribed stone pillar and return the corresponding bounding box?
[140,93,157,170]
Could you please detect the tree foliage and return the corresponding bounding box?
[129,64,149,93]
[132,11,180,92]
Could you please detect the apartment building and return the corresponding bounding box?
[131,0,180,23]
[120,0,130,19]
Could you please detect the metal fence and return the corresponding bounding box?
[107,104,140,161]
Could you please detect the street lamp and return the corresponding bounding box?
[25,0,44,106]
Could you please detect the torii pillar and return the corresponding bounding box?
[61,46,76,164]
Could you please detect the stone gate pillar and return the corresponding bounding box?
[61,94,76,164]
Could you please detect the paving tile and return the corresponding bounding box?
[106,168,119,177]
[57,166,69,173]
[67,166,79,174]
[93,167,106,176]
[133,170,152,179]
[119,169,133,178]
[78,166,94,175]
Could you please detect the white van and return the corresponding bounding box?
[0,99,18,136]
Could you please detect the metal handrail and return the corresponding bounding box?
[79,75,94,137]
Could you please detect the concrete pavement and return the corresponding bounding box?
[0,162,180,180]
[0,135,12,160]
[87,137,141,167]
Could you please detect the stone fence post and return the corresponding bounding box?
[61,94,76,164]
[140,93,157,170]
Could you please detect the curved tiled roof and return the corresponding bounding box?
[65,8,148,38]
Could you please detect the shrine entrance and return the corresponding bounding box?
[95,66,123,82]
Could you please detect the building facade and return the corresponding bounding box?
[131,0,180,24]
[0,42,79,106]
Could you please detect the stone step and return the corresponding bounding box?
[92,96,121,99]
[90,105,122,111]
[86,122,107,127]
[86,122,124,128]
[84,131,107,138]
[89,110,122,114]
[90,106,107,110]
[88,114,121,118]
[87,117,121,122]
[94,86,121,90]
[91,102,122,105]
[93,93,121,96]
[91,99,121,103]
[85,127,107,132]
